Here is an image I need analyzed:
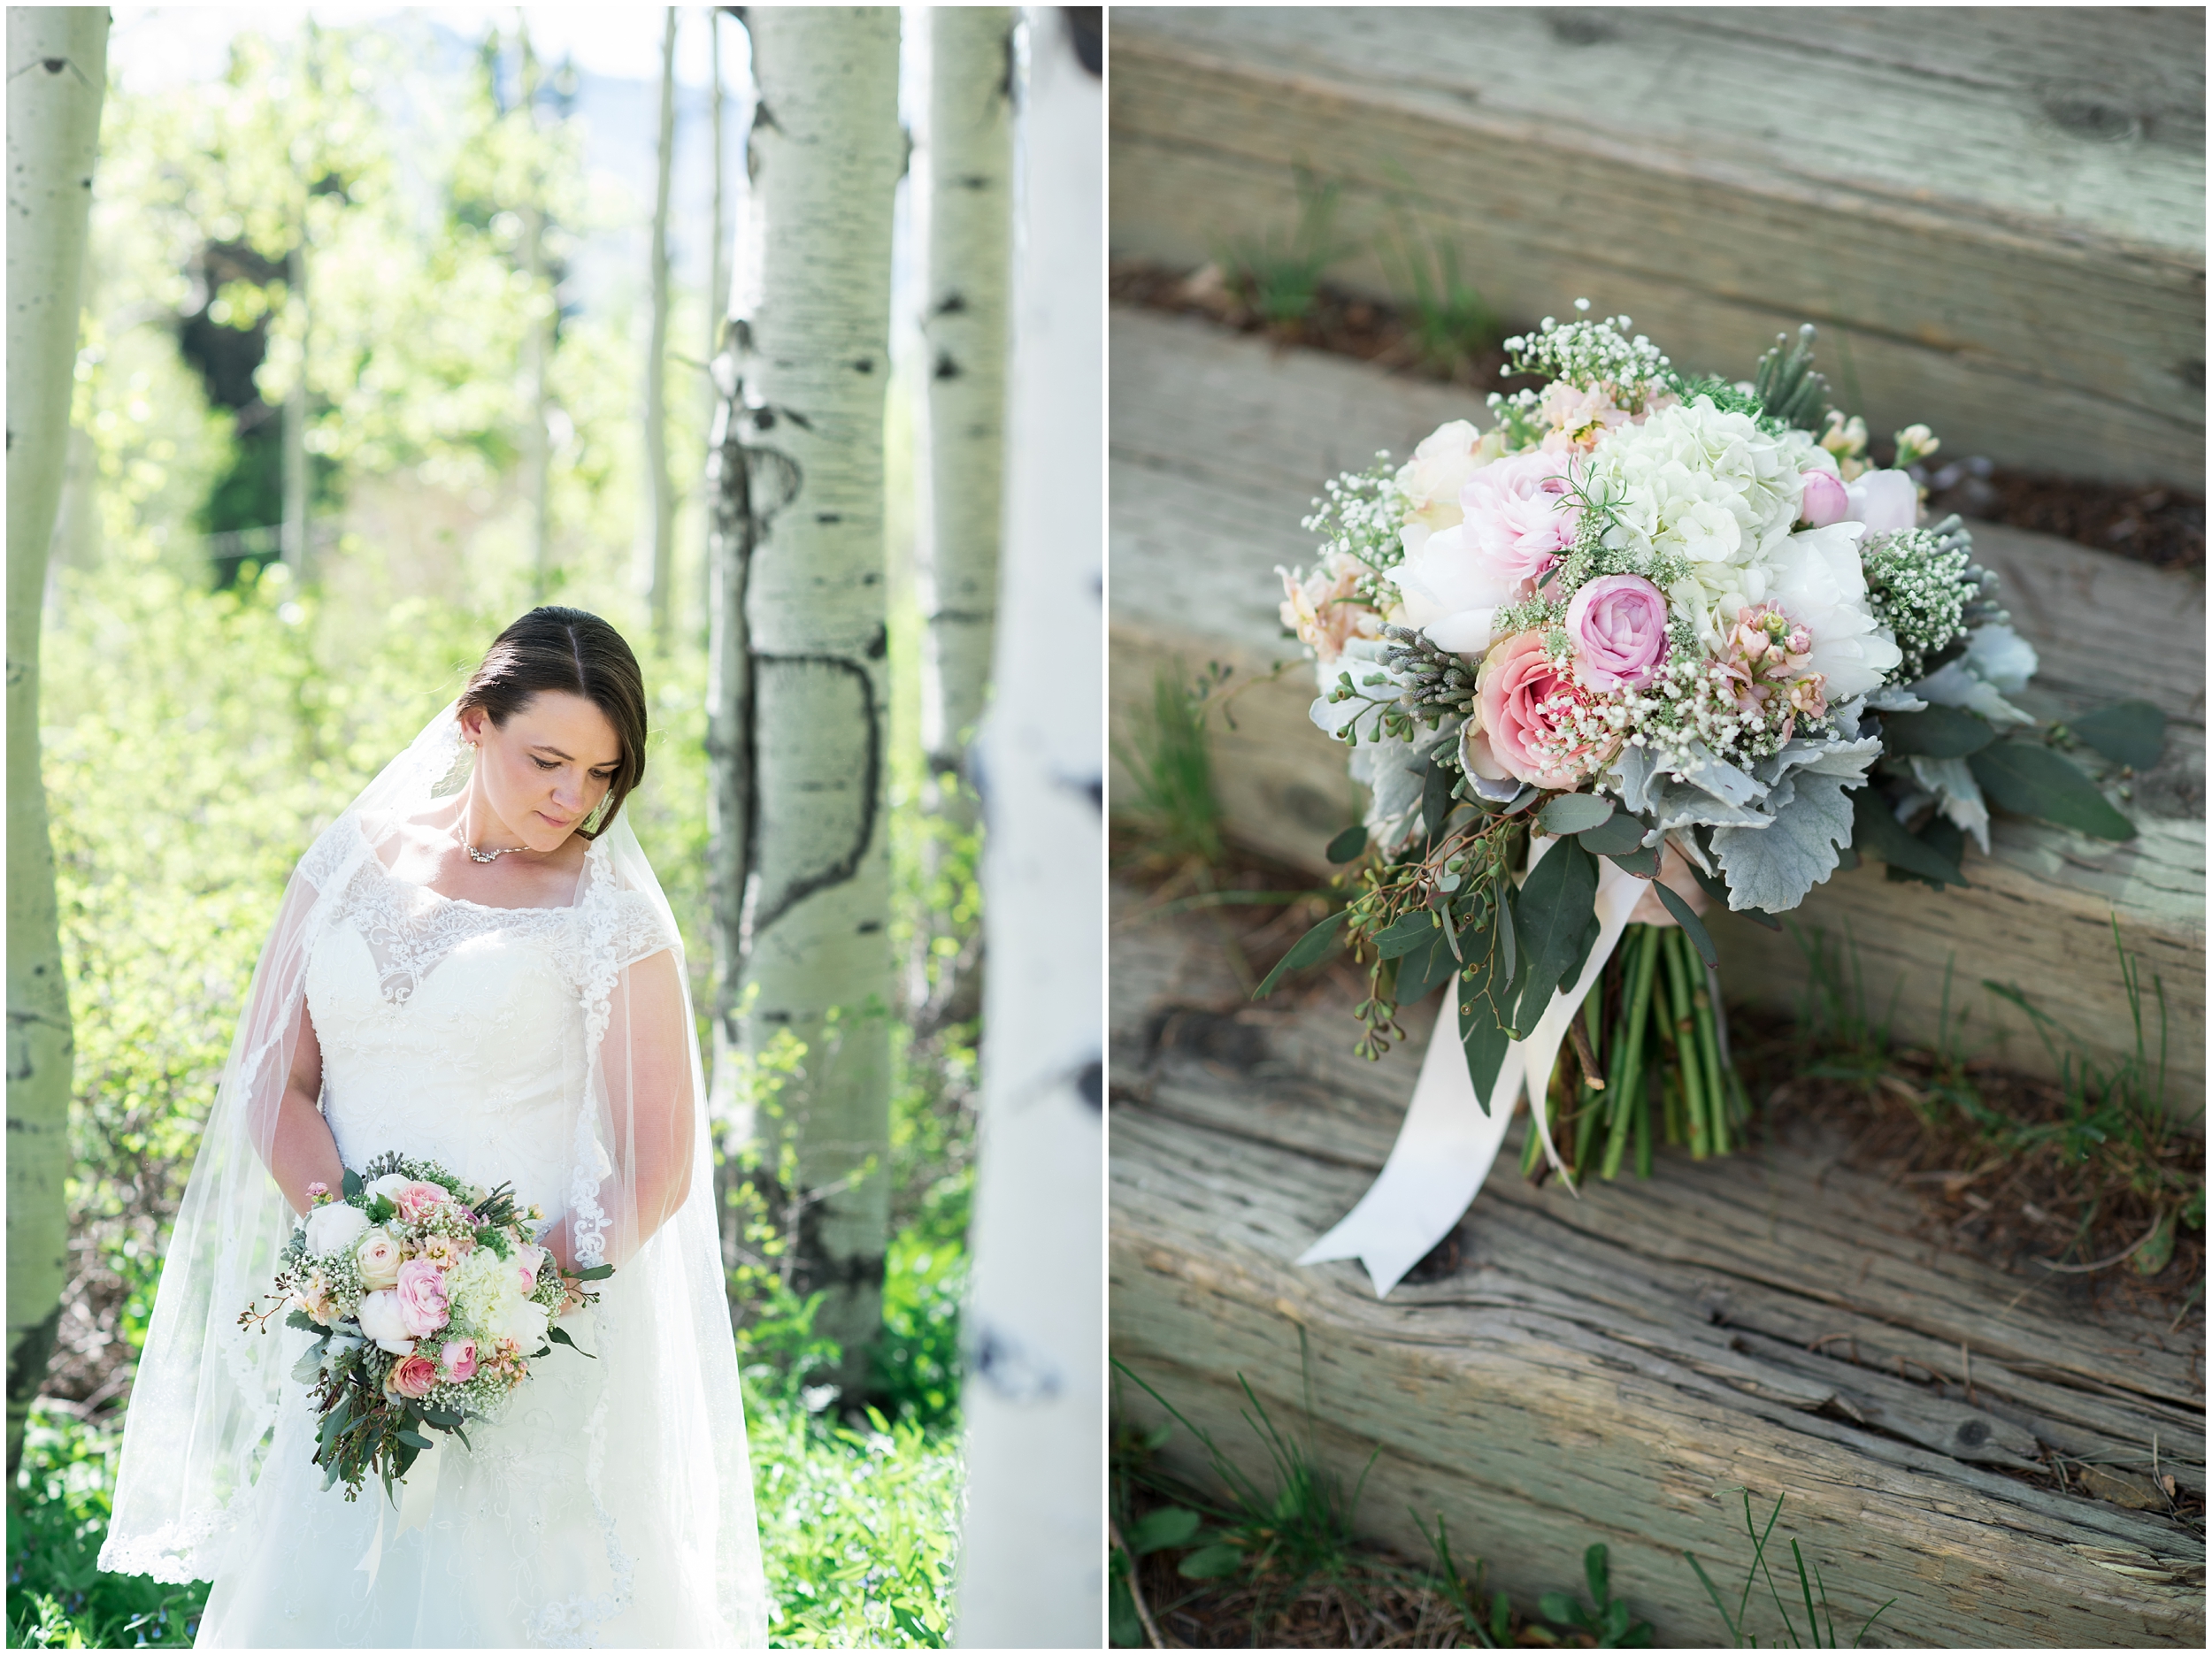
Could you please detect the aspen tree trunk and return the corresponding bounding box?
[921,6,1012,820]
[640,7,678,651]
[7,5,108,1479]
[954,10,1102,1644]
[518,14,552,603]
[706,6,902,1397]
[699,7,727,643]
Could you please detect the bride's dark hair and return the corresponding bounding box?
[457,607,648,838]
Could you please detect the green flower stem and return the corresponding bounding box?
[1633,1065,1655,1179]
[1691,962,1732,1156]
[1601,928,1662,1180]
[1662,929,1712,1160]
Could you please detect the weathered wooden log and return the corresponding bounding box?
[1109,306,2206,1113]
[1109,884,2206,1647]
[1108,5,2206,487]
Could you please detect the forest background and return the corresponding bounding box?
[11,8,979,1647]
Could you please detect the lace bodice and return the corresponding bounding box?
[303,839,676,1217]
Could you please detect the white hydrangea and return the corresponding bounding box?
[1587,397,1805,645]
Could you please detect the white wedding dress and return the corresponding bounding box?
[192,844,736,1647]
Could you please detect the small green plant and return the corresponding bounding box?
[1532,1543,1655,1647]
[1111,663,1228,869]
[1416,1510,1517,1647]
[1219,165,1348,326]
[1684,1491,1895,1649]
[1378,219,1500,379]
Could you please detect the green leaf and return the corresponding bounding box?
[1376,910,1440,960]
[290,1345,326,1384]
[1325,824,1368,863]
[1177,1543,1246,1581]
[1539,793,1614,835]
[1508,839,1598,1034]
[284,1308,324,1334]
[1252,910,1346,999]
[1395,920,1461,1007]
[2133,1209,2176,1276]
[572,1263,615,1281]
[1651,883,1717,970]
[1127,1506,1202,1555]
[395,1429,434,1451]
[1495,888,1518,988]
[1602,844,1661,879]
[1882,704,1994,758]
[1585,1544,1610,1610]
[1422,758,1457,844]
[341,1168,364,1200]
[1969,740,2135,840]
[1108,1578,1144,1650]
[2069,699,2165,770]
[1459,984,1512,1114]
[1537,1591,1580,1627]
[1850,788,1966,886]
[1576,810,1648,857]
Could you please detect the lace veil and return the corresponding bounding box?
[98,701,767,1645]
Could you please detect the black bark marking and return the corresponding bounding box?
[1060,8,1102,78]
[748,654,880,939]
[933,351,962,381]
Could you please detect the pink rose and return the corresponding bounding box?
[439,1337,479,1383]
[1797,468,1848,528]
[1566,574,1671,691]
[393,1257,451,1337]
[514,1245,547,1295]
[1458,450,1580,589]
[385,1352,438,1400]
[393,1181,449,1224]
[1478,632,1597,791]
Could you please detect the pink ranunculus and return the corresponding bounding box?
[393,1181,449,1224]
[1565,574,1671,691]
[1798,467,1849,528]
[393,1257,451,1337]
[439,1337,479,1383]
[385,1353,439,1400]
[1457,450,1581,590]
[1478,632,1595,791]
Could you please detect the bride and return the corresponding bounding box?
[97,608,768,1647]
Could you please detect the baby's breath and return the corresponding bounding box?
[1300,454,1408,584]
[1502,305,1671,411]
[1863,525,1974,681]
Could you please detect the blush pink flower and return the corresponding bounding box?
[1277,552,1379,667]
[1565,574,1671,691]
[1458,451,1581,589]
[1477,631,1604,791]
[1797,467,1848,528]
[393,1181,449,1224]
[1537,381,1630,453]
[514,1244,547,1295]
[438,1337,479,1383]
[385,1353,438,1400]
[393,1257,451,1337]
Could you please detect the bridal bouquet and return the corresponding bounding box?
[1266,305,2156,1213]
[242,1151,607,1501]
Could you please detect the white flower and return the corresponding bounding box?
[355,1289,417,1356]
[1392,521,1517,655]
[355,1227,403,1291]
[498,1297,551,1349]
[363,1173,414,1205]
[303,1201,369,1260]
[1394,420,1499,530]
[1764,524,1902,703]
[1842,469,1918,538]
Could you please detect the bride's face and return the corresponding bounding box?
[460,692,624,852]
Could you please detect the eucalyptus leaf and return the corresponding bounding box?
[1576,810,1650,857]
[1395,922,1461,1007]
[1325,824,1368,863]
[1376,910,1440,960]
[1849,787,1966,886]
[573,1263,615,1282]
[2069,700,2166,770]
[1496,887,1518,988]
[1421,757,1457,844]
[1968,741,2135,840]
[1538,793,1615,836]
[1882,704,1994,759]
[1653,882,1718,969]
[1509,839,1598,1034]
[1459,986,1512,1115]
[1603,844,1661,879]
[1252,910,1346,999]
[342,1168,364,1200]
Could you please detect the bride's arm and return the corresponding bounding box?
[543,946,695,1277]
[265,1000,345,1215]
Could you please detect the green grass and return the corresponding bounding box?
[1377,220,1501,379]
[1110,663,1227,870]
[1218,165,1348,327]
[1684,1491,1894,1650]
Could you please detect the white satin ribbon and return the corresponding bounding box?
[355,1435,442,1588]
[1298,846,1652,1297]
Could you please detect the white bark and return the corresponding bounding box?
[641,6,678,650]
[699,7,727,636]
[921,5,1013,818]
[518,13,552,603]
[708,5,902,1392]
[954,11,1102,1645]
[7,5,108,1475]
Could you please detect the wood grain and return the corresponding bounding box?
[1110,884,2207,1647]
[1108,6,2206,486]
[1107,306,2207,1109]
